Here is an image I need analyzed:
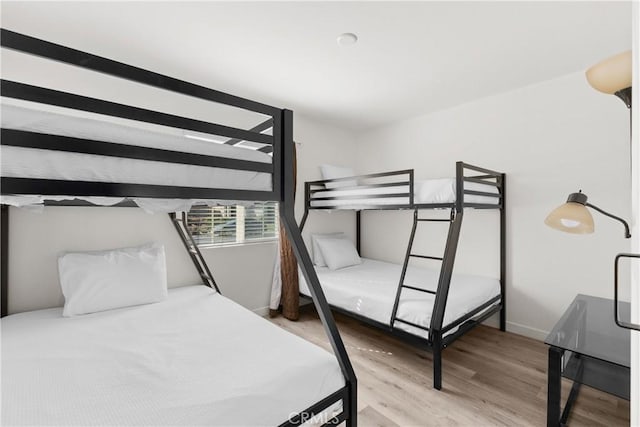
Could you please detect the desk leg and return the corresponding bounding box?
[547,347,563,427]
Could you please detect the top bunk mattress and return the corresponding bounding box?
[309,178,499,208]
[1,285,344,426]
[299,258,501,339]
[0,103,272,192]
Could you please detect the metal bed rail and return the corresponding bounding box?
[300,293,504,354]
[303,162,503,214]
[301,169,414,226]
[454,161,504,212]
[425,162,505,389]
[278,386,349,427]
[0,28,282,201]
[456,162,507,333]
[429,161,504,335]
[299,161,506,391]
[0,29,356,426]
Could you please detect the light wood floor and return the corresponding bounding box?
[270,308,630,427]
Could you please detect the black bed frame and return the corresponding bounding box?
[0,29,356,427]
[300,162,506,390]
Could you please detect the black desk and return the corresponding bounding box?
[545,294,630,426]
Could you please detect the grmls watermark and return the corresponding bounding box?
[287,411,341,425]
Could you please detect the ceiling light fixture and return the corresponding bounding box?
[337,33,358,46]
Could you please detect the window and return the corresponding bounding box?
[186,202,279,246]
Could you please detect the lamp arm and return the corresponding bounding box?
[586,203,631,238]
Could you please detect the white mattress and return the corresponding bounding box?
[1,103,272,192]
[309,178,499,208]
[1,286,345,426]
[299,258,500,338]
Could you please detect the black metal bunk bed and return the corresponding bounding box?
[0,29,356,426]
[300,162,506,390]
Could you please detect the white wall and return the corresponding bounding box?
[5,112,356,315]
[354,71,631,339]
[7,206,200,314]
[294,116,359,247]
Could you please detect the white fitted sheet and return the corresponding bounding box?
[1,103,272,191]
[309,178,499,208]
[299,258,500,338]
[1,286,344,426]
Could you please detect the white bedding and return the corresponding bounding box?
[1,286,344,426]
[299,258,500,338]
[1,103,272,192]
[309,178,499,208]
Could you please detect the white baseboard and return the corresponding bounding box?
[506,320,549,341]
[253,306,270,317]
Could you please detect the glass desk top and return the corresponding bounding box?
[545,294,631,368]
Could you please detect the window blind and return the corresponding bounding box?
[187,202,278,246]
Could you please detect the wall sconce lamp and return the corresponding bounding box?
[545,191,631,238]
[546,192,638,331]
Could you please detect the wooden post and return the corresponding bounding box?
[278,142,299,320]
[280,223,299,320]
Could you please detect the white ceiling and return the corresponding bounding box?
[1,1,632,132]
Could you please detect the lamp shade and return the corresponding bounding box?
[544,202,594,234]
[585,50,632,94]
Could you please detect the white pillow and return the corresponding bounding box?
[311,232,345,266]
[316,237,362,270]
[320,164,357,189]
[58,243,168,317]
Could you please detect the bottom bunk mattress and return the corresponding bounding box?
[299,258,500,339]
[1,285,345,426]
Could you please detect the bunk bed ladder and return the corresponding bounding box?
[429,209,464,390]
[389,208,456,332]
[169,212,220,293]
